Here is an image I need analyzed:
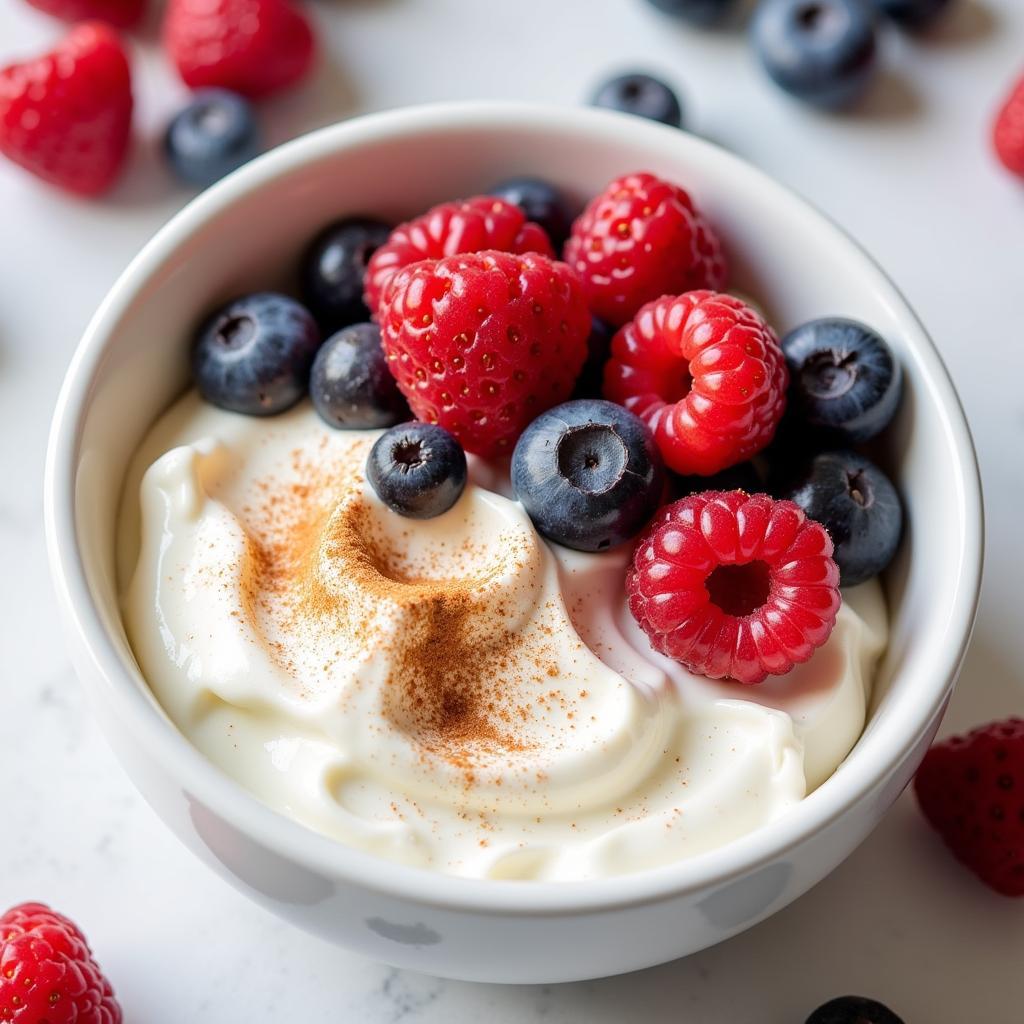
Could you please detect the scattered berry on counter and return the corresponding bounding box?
[915,718,1024,897]
[310,322,408,429]
[162,0,315,100]
[870,0,951,29]
[751,0,879,109]
[164,88,260,188]
[367,421,467,519]
[378,249,591,457]
[572,316,616,400]
[564,171,727,326]
[24,0,145,28]
[775,449,902,586]
[365,195,554,314]
[192,292,321,415]
[487,176,575,250]
[0,902,122,1023]
[603,290,788,476]
[993,71,1024,179]
[0,22,133,196]
[590,72,684,129]
[806,995,905,1024]
[781,317,902,444]
[670,459,763,500]
[511,399,665,552]
[627,490,841,683]
[642,0,738,25]
[301,217,393,331]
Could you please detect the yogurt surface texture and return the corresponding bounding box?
[119,392,888,881]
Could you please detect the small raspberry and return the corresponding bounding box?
[365,195,554,314]
[0,22,133,196]
[0,902,122,1023]
[25,0,145,28]
[626,491,841,684]
[994,72,1024,178]
[162,0,315,100]
[379,250,591,457]
[915,718,1024,897]
[563,170,727,326]
[604,290,788,476]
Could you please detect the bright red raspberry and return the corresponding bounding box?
[25,0,144,27]
[0,902,122,1023]
[627,491,841,684]
[162,0,315,100]
[604,290,787,477]
[365,195,554,315]
[0,22,132,196]
[994,73,1024,178]
[915,718,1024,897]
[563,171,727,326]
[379,250,590,457]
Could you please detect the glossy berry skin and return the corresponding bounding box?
[777,450,901,586]
[0,902,122,1023]
[164,89,260,188]
[487,177,574,250]
[367,422,467,519]
[511,400,665,552]
[379,250,591,457]
[0,22,133,196]
[871,0,951,28]
[994,73,1024,178]
[564,171,727,326]
[806,996,905,1024]
[25,0,144,28]
[915,718,1024,897]
[604,291,788,477]
[301,218,392,331]
[192,292,320,415]
[781,317,901,444]
[310,323,407,429]
[365,195,554,315]
[751,0,879,109]
[590,73,684,129]
[643,0,738,25]
[162,0,315,100]
[627,490,841,683]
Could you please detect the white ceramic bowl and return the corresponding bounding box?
[44,102,983,984]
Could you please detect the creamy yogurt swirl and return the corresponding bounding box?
[119,393,888,881]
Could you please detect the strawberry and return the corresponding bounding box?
[24,0,145,29]
[994,72,1024,178]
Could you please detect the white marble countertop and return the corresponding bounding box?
[1,0,1023,1019]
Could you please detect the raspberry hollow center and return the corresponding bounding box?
[705,560,772,617]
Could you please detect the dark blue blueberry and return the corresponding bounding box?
[590,73,684,128]
[670,460,764,500]
[806,995,905,1024]
[300,218,392,332]
[164,90,261,189]
[751,0,879,109]
[644,0,738,25]
[192,292,320,416]
[871,0,951,29]
[367,422,467,519]
[777,450,902,586]
[511,399,665,552]
[488,177,575,250]
[310,323,408,429]
[571,317,616,400]
[782,317,902,444]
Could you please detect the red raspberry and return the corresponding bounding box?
[24,0,145,28]
[162,0,315,100]
[915,718,1024,897]
[0,22,133,197]
[365,196,554,315]
[379,250,590,457]
[563,171,727,326]
[603,291,788,477]
[626,491,840,684]
[0,902,122,1023]
[994,73,1024,178]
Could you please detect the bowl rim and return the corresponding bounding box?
[43,100,984,916]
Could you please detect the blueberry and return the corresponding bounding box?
[310,323,408,429]
[164,90,261,189]
[751,0,879,109]
[644,0,738,25]
[782,317,902,444]
[488,177,574,250]
[671,460,763,500]
[777,450,902,586]
[511,400,665,552]
[871,0,951,28]
[806,995,905,1024]
[192,293,320,416]
[590,73,684,128]
[571,317,616,400]
[301,218,392,332]
[367,422,467,519]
